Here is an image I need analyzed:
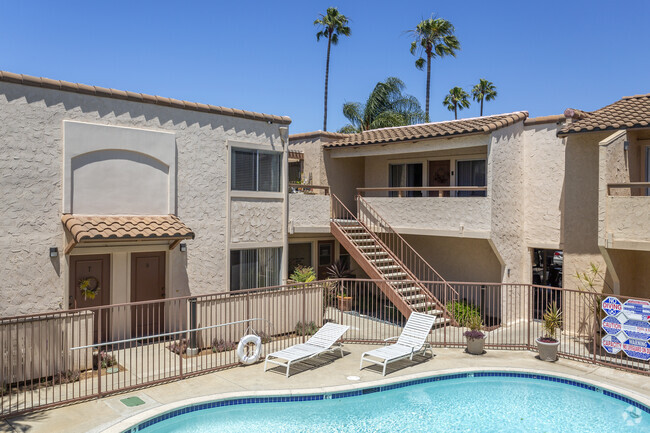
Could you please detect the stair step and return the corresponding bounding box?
[353,239,375,244]
[403,293,427,302]
[396,285,421,294]
[364,251,388,256]
[383,272,407,278]
[332,219,359,225]
[377,264,401,271]
[358,244,385,250]
[369,257,393,264]
[348,233,371,238]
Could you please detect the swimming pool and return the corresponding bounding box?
[128,372,650,433]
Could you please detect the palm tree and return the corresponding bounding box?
[314,7,351,131]
[443,87,471,120]
[472,79,498,116]
[409,16,460,121]
[338,77,425,133]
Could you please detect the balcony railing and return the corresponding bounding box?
[289,183,330,195]
[607,182,650,196]
[358,186,487,197]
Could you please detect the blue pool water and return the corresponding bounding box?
[137,373,650,433]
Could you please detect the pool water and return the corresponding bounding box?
[140,375,650,433]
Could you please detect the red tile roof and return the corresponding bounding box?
[62,214,195,243]
[558,93,650,136]
[323,112,529,148]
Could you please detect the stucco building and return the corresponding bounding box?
[0,71,291,320]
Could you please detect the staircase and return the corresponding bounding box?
[330,194,457,326]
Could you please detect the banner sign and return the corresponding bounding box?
[622,338,650,361]
[602,296,622,316]
[601,296,650,360]
[622,299,650,321]
[601,333,622,355]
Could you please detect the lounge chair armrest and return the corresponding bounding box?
[383,336,398,345]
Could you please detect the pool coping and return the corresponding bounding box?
[105,366,650,432]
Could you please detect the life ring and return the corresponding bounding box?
[237,334,262,365]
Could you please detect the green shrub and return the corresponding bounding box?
[446,300,481,327]
[295,321,318,336]
[289,266,316,283]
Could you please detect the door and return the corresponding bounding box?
[70,254,111,343]
[428,160,450,197]
[317,240,334,280]
[131,252,166,338]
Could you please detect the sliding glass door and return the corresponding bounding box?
[388,163,423,197]
[456,159,486,197]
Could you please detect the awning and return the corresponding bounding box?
[288,150,304,162]
[62,214,195,254]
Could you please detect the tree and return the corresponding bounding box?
[314,7,350,131]
[472,79,498,116]
[338,77,425,133]
[409,16,460,121]
[443,87,470,120]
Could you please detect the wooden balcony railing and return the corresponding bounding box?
[289,183,330,195]
[357,186,487,197]
[607,182,650,195]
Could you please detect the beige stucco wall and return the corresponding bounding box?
[605,197,650,245]
[288,194,331,232]
[288,137,326,185]
[230,199,284,243]
[523,122,565,249]
[362,197,491,237]
[563,131,613,293]
[0,81,285,316]
[605,248,650,298]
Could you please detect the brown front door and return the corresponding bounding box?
[317,240,334,280]
[70,254,111,343]
[131,252,166,338]
[428,160,450,197]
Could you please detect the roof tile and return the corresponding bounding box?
[558,94,650,135]
[62,214,195,243]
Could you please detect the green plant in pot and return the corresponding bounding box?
[463,314,486,355]
[327,260,354,311]
[536,302,562,361]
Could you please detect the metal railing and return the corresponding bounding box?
[1,279,648,418]
[357,186,487,197]
[356,195,459,303]
[607,182,650,195]
[288,183,330,195]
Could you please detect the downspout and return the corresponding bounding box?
[280,126,289,283]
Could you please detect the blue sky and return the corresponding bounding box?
[1,1,648,133]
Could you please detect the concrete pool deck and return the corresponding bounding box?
[3,344,650,433]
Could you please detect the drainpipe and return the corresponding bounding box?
[280,127,290,283]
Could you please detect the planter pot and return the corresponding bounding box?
[337,296,352,312]
[466,336,486,355]
[536,338,560,361]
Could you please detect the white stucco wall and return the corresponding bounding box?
[0,81,285,316]
[523,122,565,248]
[362,197,491,237]
[288,194,331,232]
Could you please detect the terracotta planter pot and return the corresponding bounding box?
[337,296,352,312]
[466,336,486,355]
[536,338,560,361]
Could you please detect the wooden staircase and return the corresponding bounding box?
[330,195,456,325]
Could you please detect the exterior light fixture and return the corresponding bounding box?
[179,243,187,252]
[49,247,58,257]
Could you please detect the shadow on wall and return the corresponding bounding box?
[2,83,282,141]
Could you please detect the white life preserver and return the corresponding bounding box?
[237,334,262,365]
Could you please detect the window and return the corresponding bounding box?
[456,160,486,197]
[388,163,423,197]
[231,148,281,192]
[288,243,312,275]
[288,161,303,183]
[230,247,282,291]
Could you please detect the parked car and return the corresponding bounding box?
[553,251,563,266]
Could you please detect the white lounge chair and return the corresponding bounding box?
[264,322,350,377]
[360,312,437,376]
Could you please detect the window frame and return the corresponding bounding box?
[230,246,283,292]
[455,158,487,197]
[230,146,283,194]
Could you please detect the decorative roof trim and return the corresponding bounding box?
[0,71,291,125]
[289,130,348,141]
[524,114,565,126]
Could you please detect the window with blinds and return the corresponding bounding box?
[231,148,281,192]
[230,247,282,291]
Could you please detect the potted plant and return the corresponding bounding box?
[536,302,562,361]
[464,314,486,355]
[326,260,354,312]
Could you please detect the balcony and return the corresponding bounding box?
[357,187,491,238]
[603,183,650,250]
[288,183,331,233]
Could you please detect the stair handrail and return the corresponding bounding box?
[356,195,459,299]
[331,194,450,309]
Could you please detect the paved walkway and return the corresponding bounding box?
[2,344,650,433]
